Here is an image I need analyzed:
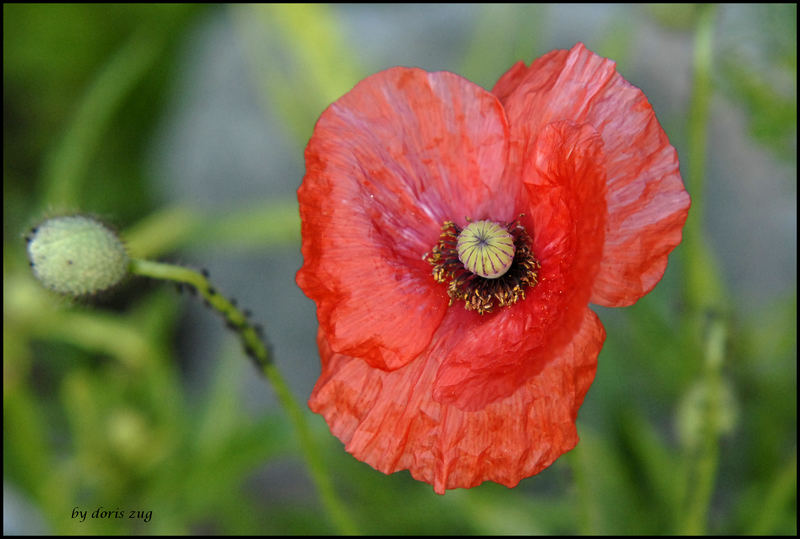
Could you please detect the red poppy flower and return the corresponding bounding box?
[296,43,690,494]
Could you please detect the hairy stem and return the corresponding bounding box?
[129,258,357,534]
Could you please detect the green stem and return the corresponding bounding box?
[680,317,726,534]
[123,199,301,260]
[679,5,729,535]
[129,258,357,534]
[40,27,164,210]
[683,4,724,312]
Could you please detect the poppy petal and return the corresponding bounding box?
[297,67,512,370]
[430,121,607,411]
[493,43,690,306]
[309,307,605,494]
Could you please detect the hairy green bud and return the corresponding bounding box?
[27,216,130,296]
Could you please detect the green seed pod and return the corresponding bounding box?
[26,215,130,296]
[456,220,515,279]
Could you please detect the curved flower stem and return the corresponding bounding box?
[129,258,358,534]
[130,259,268,361]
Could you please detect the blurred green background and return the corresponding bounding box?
[3,4,796,535]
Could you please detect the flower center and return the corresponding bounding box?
[425,217,540,315]
[456,220,515,279]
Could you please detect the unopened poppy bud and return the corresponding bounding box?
[26,215,130,296]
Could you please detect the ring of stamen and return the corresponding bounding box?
[425,217,540,315]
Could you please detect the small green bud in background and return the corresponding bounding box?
[26,215,130,296]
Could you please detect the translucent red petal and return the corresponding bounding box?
[493,43,690,306]
[297,68,512,370]
[431,120,607,411]
[309,308,605,494]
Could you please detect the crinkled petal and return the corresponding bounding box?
[297,67,511,370]
[431,121,607,411]
[309,307,605,494]
[493,42,690,306]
